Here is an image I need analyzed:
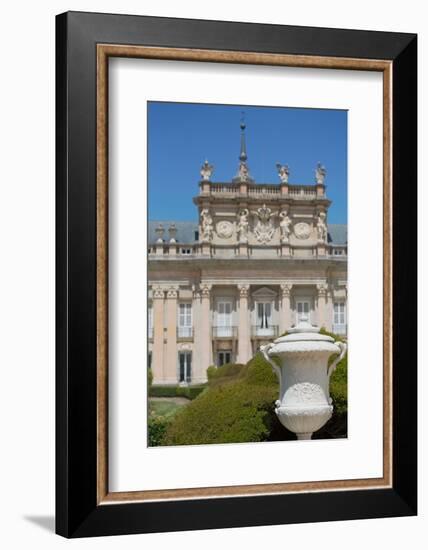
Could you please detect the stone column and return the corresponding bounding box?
[317,283,328,329]
[279,283,293,334]
[199,283,213,373]
[165,286,179,384]
[152,286,165,384]
[237,284,251,364]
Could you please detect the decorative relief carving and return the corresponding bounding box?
[252,204,276,244]
[287,382,326,404]
[236,208,249,243]
[200,209,214,242]
[294,222,311,240]
[216,220,234,239]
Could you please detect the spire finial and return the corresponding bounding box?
[232,112,254,183]
[239,111,247,162]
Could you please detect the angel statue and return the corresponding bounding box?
[315,162,327,185]
[279,210,292,243]
[237,208,249,243]
[317,211,328,243]
[200,208,214,242]
[200,160,214,181]
[276,163,290,184]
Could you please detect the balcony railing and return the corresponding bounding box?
[251,325,279,338]
[332,324,347,336]
[212,326,238,339]
[177,326,193,340]
[288,185,318,198]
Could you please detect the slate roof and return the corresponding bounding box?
[327,224,347,245]
[149,221,347,245]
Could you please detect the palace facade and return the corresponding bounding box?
[148,123,347,386]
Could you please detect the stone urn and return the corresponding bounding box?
[261,318,347,440]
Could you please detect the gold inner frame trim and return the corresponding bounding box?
[96,44,393,505]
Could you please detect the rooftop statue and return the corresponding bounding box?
[276,163,290,184]
[315,162,327,185]
[200,160,214,181]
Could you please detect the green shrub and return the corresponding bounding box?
[148,416,170,446]
[149,384,206,400]
[164,353,278,446]
[147,367,153,389]
[206,363,246,387]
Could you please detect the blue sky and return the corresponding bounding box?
[148,102,347,224]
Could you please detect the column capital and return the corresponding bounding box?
[280,283,293,297]
[200,283,212,298]
[237,283,250,298]
[191,284,201,300]
[316,283,328,297]
[152,286,165,299]
[166,286,179,299]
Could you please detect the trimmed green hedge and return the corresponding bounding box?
[161,329,347,446]
[163,354,279,446]
[149,384,206,400]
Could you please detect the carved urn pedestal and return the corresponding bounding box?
[261,319,346,440]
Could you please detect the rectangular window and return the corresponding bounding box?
[257,302,272,329]
[296,300,310,323]
[334,302,346,325]
[178,303,192,337]
[217,301,233,337]
[218,351,232,366]
[178,352,192,383]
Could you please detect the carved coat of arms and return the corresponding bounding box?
[252,204,276,244]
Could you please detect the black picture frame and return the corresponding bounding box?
[56,11,417,538]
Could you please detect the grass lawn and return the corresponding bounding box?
[149,399,187,420]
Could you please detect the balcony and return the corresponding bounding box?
[212,326,238,339]
[251,325,279,339]
[177,326,193,341]
[148,327,153,341]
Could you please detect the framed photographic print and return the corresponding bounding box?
[56,11,417,538]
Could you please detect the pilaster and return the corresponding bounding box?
[317,283,328,329]
[165,286,179,384]
[280,283,293,334]
[237,284,251,364]
[152,286,165,384]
